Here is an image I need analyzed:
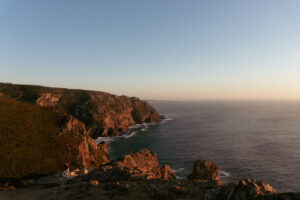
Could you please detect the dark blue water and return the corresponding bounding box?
[106,101,300,192]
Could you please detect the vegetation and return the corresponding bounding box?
[0,97,79,179]
[0,83,45,103]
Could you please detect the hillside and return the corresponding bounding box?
[0,83,161,138]
[0,97,108,179]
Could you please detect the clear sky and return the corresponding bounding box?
[0,0,300,100]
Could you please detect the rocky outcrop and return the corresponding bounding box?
[218,179,277,200]
[95,149,176,180]
[0,149,298,200]
[0,83,161,138]
[61,115,109,168]
[188,160,220,184]
[36,93,61,107]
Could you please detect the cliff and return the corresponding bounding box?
[0,83,161,138]
[0,97,109,180]
[0,82,160,180]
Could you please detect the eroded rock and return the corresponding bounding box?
[61,115,110,168]
[84,149,176,183]
[188,160,220,184]
[107,149,176,180]
[36,93,61,107]
[218,179,277,200]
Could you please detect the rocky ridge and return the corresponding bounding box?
[0,83,161,138]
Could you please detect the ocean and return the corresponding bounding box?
[98,101,300,192]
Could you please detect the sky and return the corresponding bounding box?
[0,0,300,100]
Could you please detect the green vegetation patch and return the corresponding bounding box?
[0,97,79,179]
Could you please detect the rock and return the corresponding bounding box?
[106,149,176,180]
[61,115,110,169]
[70,172,77,176]
[82,149,176,183]
[36,93,61,107]
[0,183,15,191]
[90,180,99,186]
[21,181,28,187]
[218,179,277,200]
[80,168,89,175]
[188,160,220,184]
[161,165,176,180]
[237,179,277,196]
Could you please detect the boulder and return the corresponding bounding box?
[188,160,220,183]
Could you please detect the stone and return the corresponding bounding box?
[0,183,15,191]
[81,168,89,175]
[90,180,99,186]
[106,149,176,180]
[61,115,110,169]
[188,160,220,183]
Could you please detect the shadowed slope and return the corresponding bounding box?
[0,97,109,179]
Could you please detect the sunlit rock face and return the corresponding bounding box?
[96,149,176,180]
[61,115,110,168]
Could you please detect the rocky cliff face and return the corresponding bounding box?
[61,115,109,168]
[0,83,161,138]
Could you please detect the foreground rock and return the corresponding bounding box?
[0,82,161,138]
[0,150,299,200]
[188,159,220,185]
[218,179,277,200]
[83,149,176,182]
[61,115,109,168]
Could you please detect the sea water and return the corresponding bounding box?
[99,100,300,192]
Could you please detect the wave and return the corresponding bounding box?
[173,167,185,173]
[164,117,173,121]
[95,122,156,144]
[95,136,120,144]
[176,176,184,179]
[160,115,174,123]
[220,170,231,177]
[124,131,137,139]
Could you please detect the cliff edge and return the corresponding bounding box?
[0,83,161,138]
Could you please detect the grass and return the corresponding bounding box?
[0,97,80,180]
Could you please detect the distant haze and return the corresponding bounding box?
[1,0,300,100]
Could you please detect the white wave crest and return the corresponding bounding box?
[220,170,231,177]
[95,122,156,144]
[95,136,119,144]
[124,131,137,139]
[173,167,185,173]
